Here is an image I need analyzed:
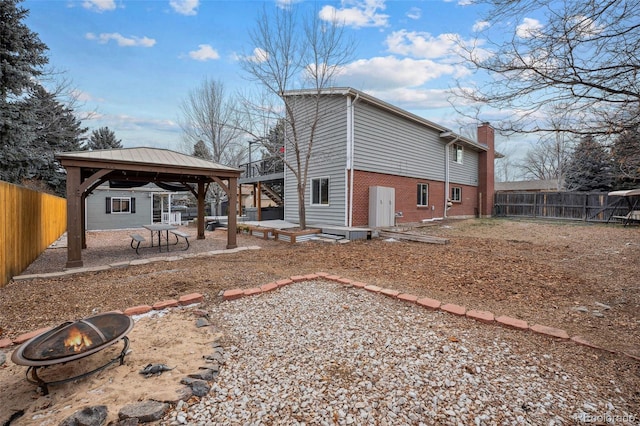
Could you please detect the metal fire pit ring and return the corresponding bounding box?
[11,313,134,395]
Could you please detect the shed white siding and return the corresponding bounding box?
[86,189,152,230]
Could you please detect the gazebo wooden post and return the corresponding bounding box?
[65,166,84,268]
[197,181,205,240]
[227,176,238,249]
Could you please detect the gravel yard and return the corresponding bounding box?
[165,281,638,425]
[0,218,638,425]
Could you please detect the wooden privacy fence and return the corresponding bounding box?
[1,181,67,287]
[494,191,634,222]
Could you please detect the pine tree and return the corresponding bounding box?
[87,127,123,150]
[564,135,614,191]
[611,127,640,190]
[192,139,212,160]
[21,85,87,195]
[0,0,49,185]
[0,0,48,100]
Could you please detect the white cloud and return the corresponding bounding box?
[71,89,103,103]
[385,30,459,59]
[169,0,199,16]
[188,44,220,61]
[370,87,454,110]
[336,56,467,90]
[319,0,389,28]
[516,17,543,38]
[472,20,490,32]
[85,33,156,47]
[406,7,421,20]
[82,0,116,12]
[240,47,269,63]
[275,0,302,8]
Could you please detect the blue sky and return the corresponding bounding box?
[24,0,527,155]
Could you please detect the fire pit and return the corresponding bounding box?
[11,312,134,395]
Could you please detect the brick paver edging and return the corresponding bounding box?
[222,273,640,363]
[0,293,205,350]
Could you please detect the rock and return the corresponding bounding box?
[188,369,217,380]
[0,352,6,366]
[188,380,211,397]
[572,306,589,313]
[59,405,108,426]
[108,418,139,426]
[195,318,210,328]
[592,311,605,318]
[594,302,611,310]
[118,401,168,423]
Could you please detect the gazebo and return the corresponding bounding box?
[56,147,242,269]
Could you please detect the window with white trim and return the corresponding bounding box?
[451,186,462,202]
[311,177,329,205]
[417,183,429,206]
[106,197,135,214]
[451,144,464,164]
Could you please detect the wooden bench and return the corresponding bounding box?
[130,234,146,255]
[170,230,190,250]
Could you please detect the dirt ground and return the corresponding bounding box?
[0,218,639,424]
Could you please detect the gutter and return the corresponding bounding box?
[441,131,460,219]
[346,92,359,227]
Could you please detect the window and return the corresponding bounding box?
[451,187,462,202]
[311,177,329,205]
[106,197,135,214]
[417,183,429,206]
[452,144,464,164]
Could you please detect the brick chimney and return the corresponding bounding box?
[477,122,495,217]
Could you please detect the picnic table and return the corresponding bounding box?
[143,223,177,252]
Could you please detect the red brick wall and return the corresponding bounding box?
[349,170,479,226]
[477,123,495,217]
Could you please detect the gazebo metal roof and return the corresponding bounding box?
[56,147,241,269]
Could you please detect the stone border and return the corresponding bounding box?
[11,246,263,282]
[0,293,206,349]
[3,271,638,364]
[222,272,640,363]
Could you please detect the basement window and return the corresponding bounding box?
[417,183,429,206]
[311,177,329,205]
[451,187,462,202]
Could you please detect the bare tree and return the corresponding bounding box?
[179,78,246,215]
[516,104,575,189]
[240,5,354,229]
[454,0,640,137]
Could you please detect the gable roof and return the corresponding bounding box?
[283,87,489,152]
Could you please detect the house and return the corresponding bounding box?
[282,87,496,228]
[86,183,191,230]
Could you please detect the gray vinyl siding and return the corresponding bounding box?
[353,101,479,185]
[448,146,479,186]
[284,95,348,226]
[86,189,152,230]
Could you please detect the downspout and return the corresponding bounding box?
[441,132,460,219]
[347,93,359,227]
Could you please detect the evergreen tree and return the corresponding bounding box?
[0,0,49,153]
[192,139,212,160]
[611,127,640,190]
[87,127,122,150]
[564,135,614,191]
[21,85,87,195]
